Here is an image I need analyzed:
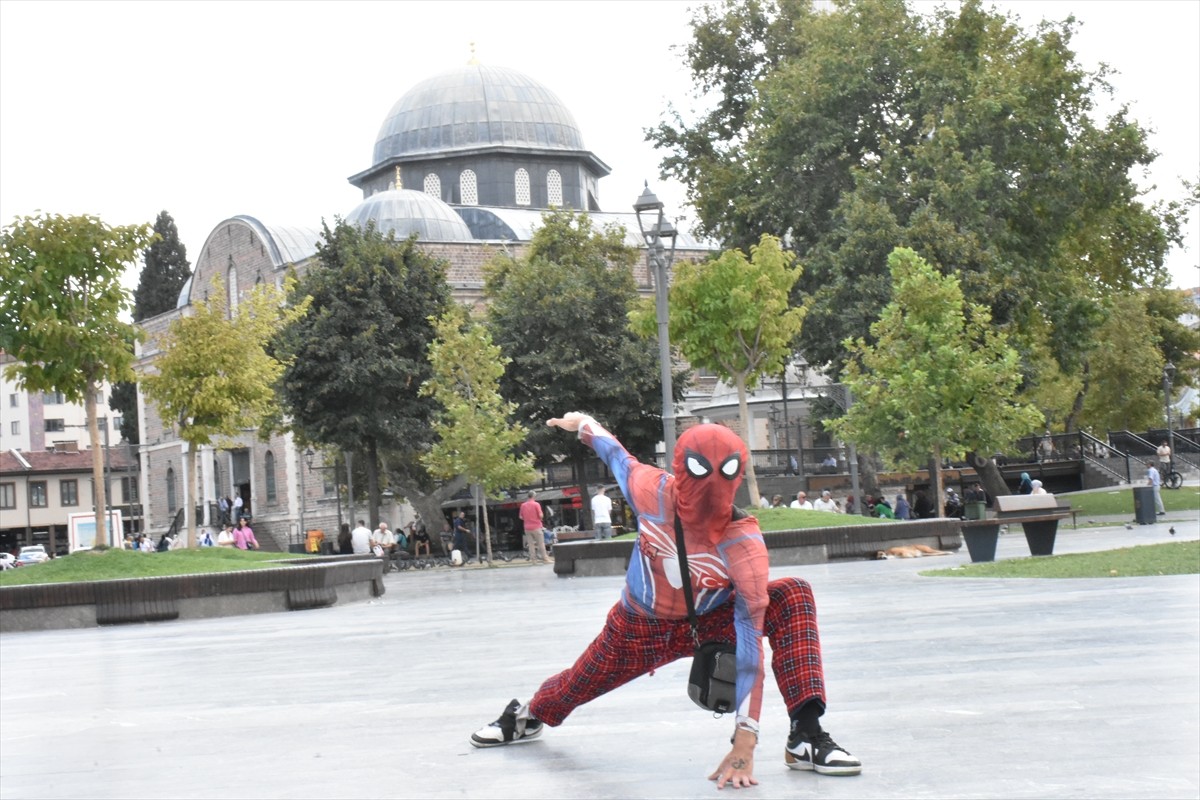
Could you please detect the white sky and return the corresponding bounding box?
[1,0,1197,291]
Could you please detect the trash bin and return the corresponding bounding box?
[1132,486,1157,525]
[964,501,987,520]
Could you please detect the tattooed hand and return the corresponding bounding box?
[708,730,757,790]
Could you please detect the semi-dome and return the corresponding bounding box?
[345,189,475,242]
[372,64,585,164]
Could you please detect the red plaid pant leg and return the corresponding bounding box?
[762,577,826,713]
[692,576,826,715]
[529,602,695,727]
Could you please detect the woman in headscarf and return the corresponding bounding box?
[1018,472,1033,495]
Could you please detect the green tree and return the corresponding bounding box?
[652,0,1184,380]
[133,210,192,322]
[1077,294,1168,434]
[113,211,193,445]
[141,275,307,547]
[274,221,452,529]
[829,248,1041,512]
[0,213,154,549]
[485,209,673,517]
[634,234,804,505]
[421,304,537,563]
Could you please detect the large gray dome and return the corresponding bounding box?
[372,64,585,164]
[346,190,475,242]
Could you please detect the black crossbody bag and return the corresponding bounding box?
[674,514,738,714]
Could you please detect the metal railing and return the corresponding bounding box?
[1079,431,1133,484]
[164,508,185,542]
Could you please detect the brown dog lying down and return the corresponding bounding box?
[875,544,952,559]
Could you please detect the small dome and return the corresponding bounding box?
[345,189,475,242]
[373,64,584,164]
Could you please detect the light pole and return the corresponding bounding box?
[634,182,678,466]
[296,446,307,551]
[1163,361,1176,470]
[305,448,343,535]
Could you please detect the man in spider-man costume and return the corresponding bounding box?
[470,413,860,787]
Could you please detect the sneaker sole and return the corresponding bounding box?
[470,727,543,748]
[784,750,861,776]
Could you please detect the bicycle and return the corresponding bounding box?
[1164,465,1184,490]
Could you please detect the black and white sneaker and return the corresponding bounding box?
[784,728,861,775]
[470,699,544,748]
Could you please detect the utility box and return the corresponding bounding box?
[1132,486,1157,525]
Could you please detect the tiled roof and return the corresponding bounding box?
[0,447,138,476]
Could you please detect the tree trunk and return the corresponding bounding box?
[574,451,592,532]
[186,440,199,547]
[857,449,882,501]
[735,375,761,507]
[365,439,380,530]
[1064,363,1090,434]
[85,384,109,548]
[398,476,468,556]
[968,450,1009,499]
[930,449,945,518]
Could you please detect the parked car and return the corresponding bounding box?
[16,545,49,566]
[0,552,16,570]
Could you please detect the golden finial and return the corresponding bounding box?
[467,42,479,65]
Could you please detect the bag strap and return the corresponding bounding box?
[673,513,702,647]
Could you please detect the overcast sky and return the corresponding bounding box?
[1,0,1196,291]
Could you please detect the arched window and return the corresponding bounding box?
[424,173,442,199]
[515,168,531,206]
[265,450,277,503]
[547,169,563,207]
[227,264,238,316]
[460,169,478,205]
[166,466,177,514]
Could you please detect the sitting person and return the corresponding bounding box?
[943,489,964,519]
[410,515,431,557]
[812,491,839,513]
[789,491,813,510]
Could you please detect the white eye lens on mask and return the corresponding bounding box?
[685,453,712,478]
[719,455,741,479]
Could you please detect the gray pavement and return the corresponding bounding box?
[1,517,1197,799]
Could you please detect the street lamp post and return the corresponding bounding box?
[305,448,343,535]
[633,182,679,466]
[1163,362,1177,470]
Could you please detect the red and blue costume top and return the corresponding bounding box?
[577,415,770,731]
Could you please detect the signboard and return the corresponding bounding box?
[68,510,123,552]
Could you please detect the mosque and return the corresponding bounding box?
[133,61,826,549]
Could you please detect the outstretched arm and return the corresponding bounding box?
[546,412,591,433]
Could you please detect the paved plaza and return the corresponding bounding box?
[1,518,1197,799]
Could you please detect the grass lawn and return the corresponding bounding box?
[0,547,304,587]
[612,507,885,539]
[921,539,1199,579]
[1060,486,1200,518]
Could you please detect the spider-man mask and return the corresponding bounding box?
[672,424,747,540]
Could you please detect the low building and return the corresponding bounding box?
[0,443,140,554]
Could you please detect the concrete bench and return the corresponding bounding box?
[552,519,964,577]
[961,494,1072,561]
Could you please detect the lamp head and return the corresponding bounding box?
[304,448,315,469]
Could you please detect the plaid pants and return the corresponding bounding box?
[529,577,825,726]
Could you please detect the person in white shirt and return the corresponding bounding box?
[1157,441,1172,471]
[350,520,372,555]
[1029,480,1047,496]
[812,490,840,513]
[591,486,614,540]
[372,522,397,557]
[789,491,813,510]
